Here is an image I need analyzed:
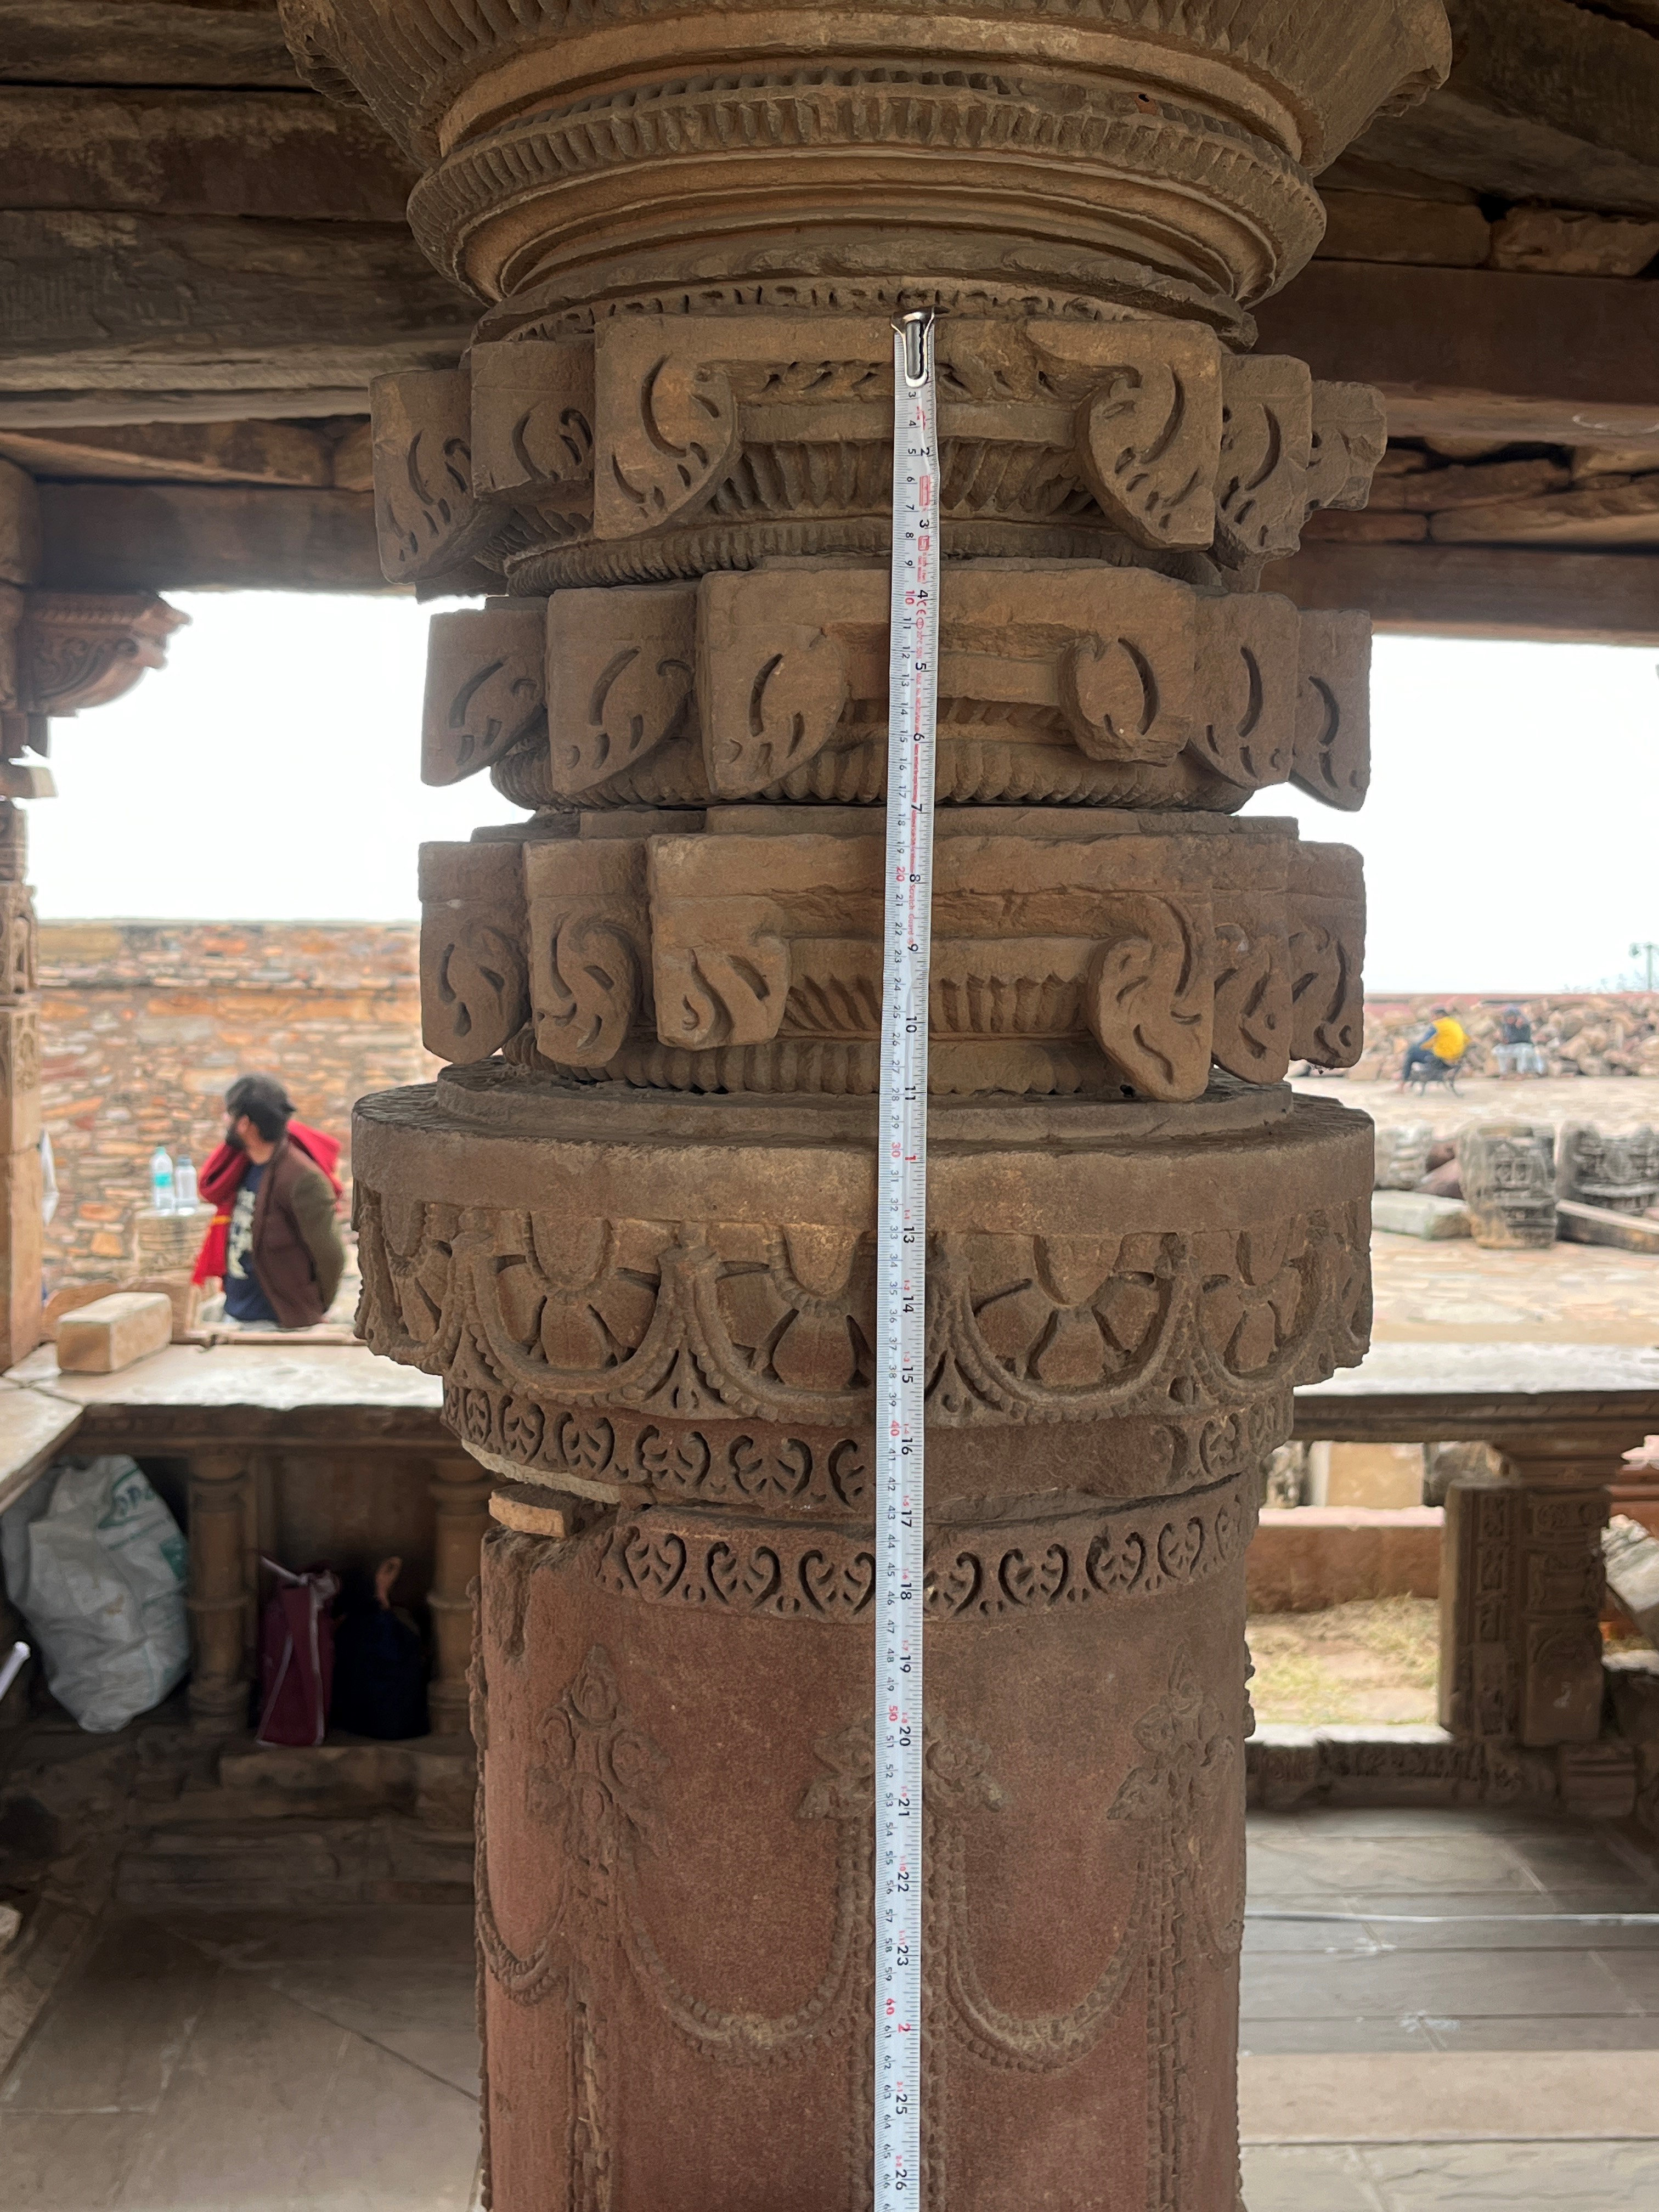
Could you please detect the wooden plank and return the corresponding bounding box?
[0,89,415,222]
[1352,0,1659,217]
[0,1,304,88]
[1255,261,1659,445]
[37,483,391,593]
[1263,540,1659,646]
[0,212,473,403]
[0,418,340,487]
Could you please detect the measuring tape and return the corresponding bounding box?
[874,307,939,2208]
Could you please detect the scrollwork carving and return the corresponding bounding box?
[418,839,532,1063]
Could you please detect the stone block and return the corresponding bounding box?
[1248,1506,1441,1611]
[54,1289,172,1374]
[1321,1443,1427,1510]
[1372,1189,1470,1238]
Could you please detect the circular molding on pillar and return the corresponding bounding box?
[352,1079,1372,1498]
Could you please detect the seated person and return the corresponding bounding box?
[1399,1007,1468,1088]
[1493,1005,1546,1078]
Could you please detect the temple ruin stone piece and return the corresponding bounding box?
[1458,1121,1559,1249]
[1374,1119,1435,1190]
[1558,1121,1659,1214]
[283,0,1450,2200]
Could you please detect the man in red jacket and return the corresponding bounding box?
[193,1074,346,1329]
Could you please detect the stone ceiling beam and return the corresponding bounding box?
[0,88,416,222]
[0,0,304,88]
[1354,0,1659,215]
[1266,540,1659,646]
[0,210,474,417]
[0,417,356,489]
[35,482,385,594]
[1255,260,1659,445]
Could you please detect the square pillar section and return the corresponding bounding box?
[1441,1440,1616,1753]
[289,2,1452,2204]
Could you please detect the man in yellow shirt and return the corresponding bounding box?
[1400,1006,1468,1088]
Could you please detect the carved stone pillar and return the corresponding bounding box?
[290,1,1449,2202]
[187,1449,255,1732]
[428,1452,490,1734]
[1441,1440,1614,1753]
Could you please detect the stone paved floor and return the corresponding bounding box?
[0,1899,482,2211]
[1241,1804,1659,2211]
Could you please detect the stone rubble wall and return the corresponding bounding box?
[39,920,435,1291]
[1351,994,1659,1081]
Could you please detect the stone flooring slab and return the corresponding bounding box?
[0,1905,481,2212]
[1240,2051,1659,2143]
[1361,2138,1659,2210]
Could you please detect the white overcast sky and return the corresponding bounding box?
[26,590,1659,994]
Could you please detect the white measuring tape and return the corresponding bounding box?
[874,307,939,2208]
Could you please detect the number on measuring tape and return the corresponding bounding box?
[874,307,939,2212]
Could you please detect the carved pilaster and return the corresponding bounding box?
[1441,1442,1614,1751]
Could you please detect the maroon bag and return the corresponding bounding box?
[256,1561,340,1747]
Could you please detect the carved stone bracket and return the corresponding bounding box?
[417,811,1365,1098]
[373,320,1386,591]
[1,591,187,720]
[422,565,1371,815]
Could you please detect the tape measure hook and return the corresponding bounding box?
[894,306,937,388]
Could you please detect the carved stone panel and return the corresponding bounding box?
[418,839,530,1064]
[1441,1460,1612,1751]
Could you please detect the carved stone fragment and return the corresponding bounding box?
[1460,1122,1558,1250]
[1556,1122,1659,1215]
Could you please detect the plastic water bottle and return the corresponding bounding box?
[149,1146,175,1213]
[174,1155,197,1212]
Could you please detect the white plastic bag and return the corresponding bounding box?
[1,1456,190,1732]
